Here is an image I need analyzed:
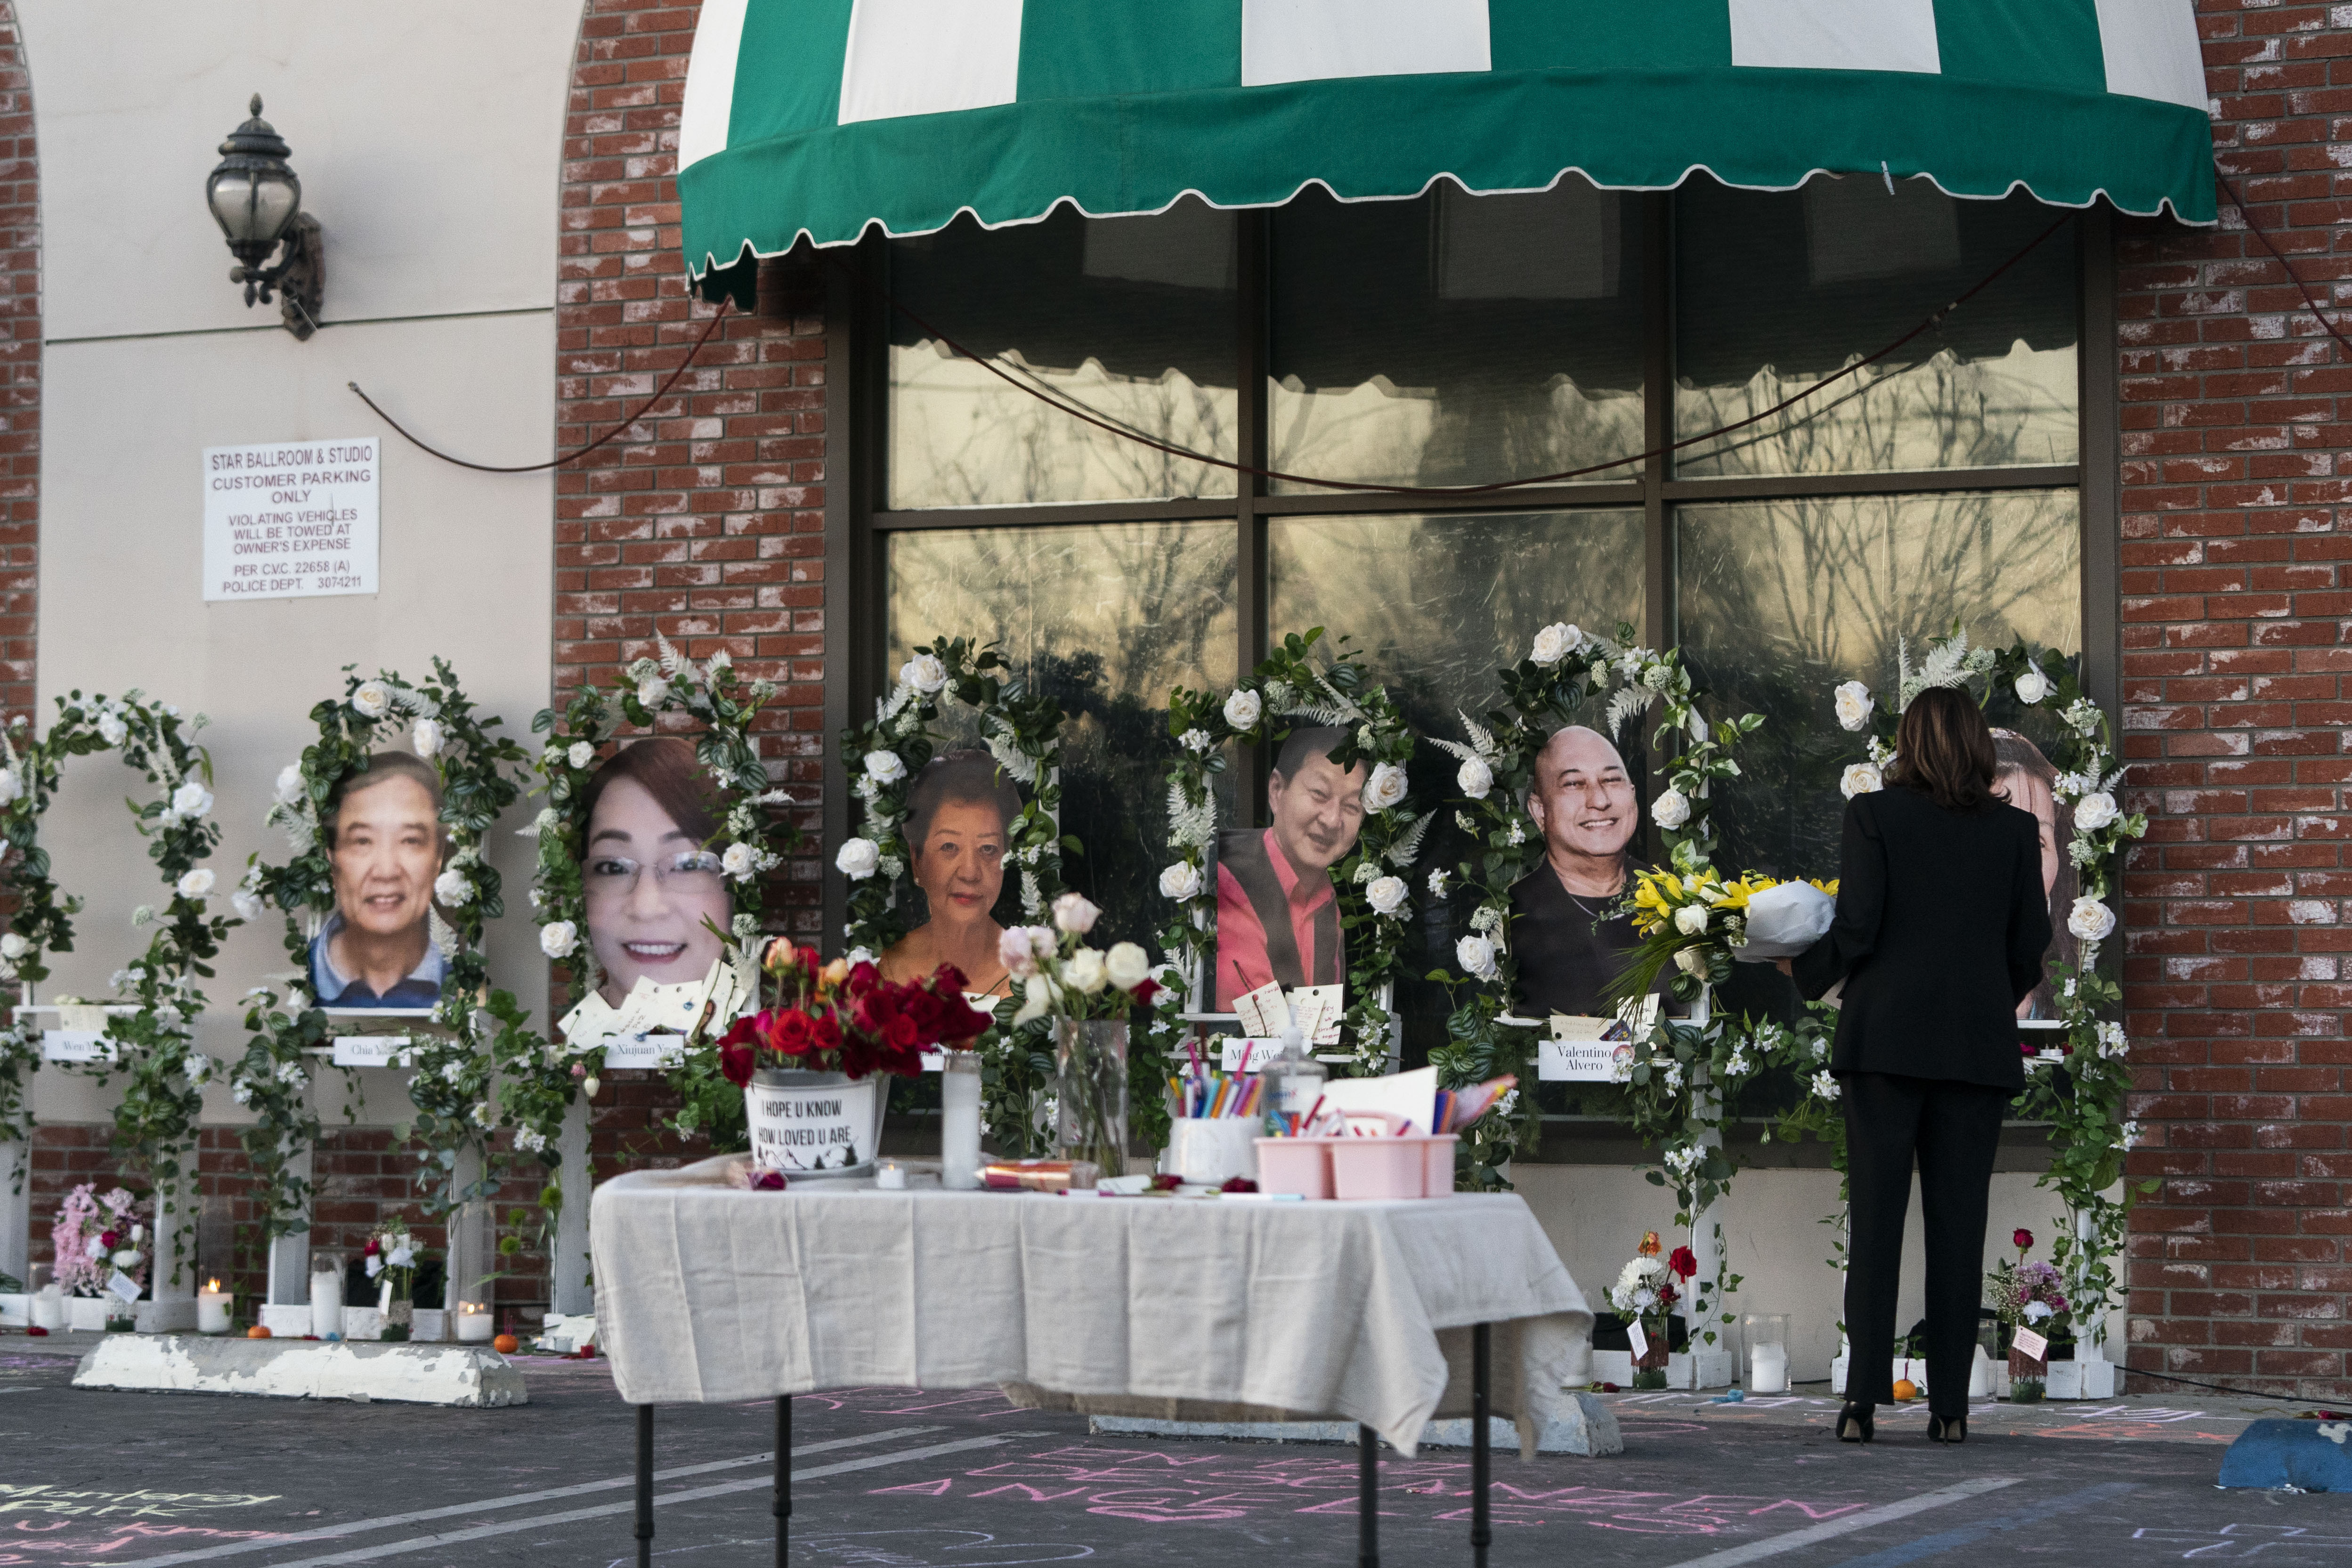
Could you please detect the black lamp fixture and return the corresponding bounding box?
[205,95,322,340]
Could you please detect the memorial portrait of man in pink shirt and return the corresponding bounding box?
[1213,725,1366,1010]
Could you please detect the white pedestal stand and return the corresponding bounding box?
[1681,989,1733,1385]
[551,1098,593,1317]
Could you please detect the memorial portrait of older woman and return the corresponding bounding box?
[308,751,447,1010]
[580,737,734,1004]
[879,750,1023,999]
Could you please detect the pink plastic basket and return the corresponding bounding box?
[1330,1134,1459,1200]
[1422,1133,1460,1195]
[1254,1137,1333,1199]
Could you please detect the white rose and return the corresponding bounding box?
[1674,947,1710,977]
[1673,903,1708,936]
[1833,681,1873,732]
[412,718,444,758]
[1841,763,1884,800]
[1065,947,1109,994]
[835,838,881,879]
[863,750,907,785]
[2072,791,2119,833]
[274,763,306,807]
[113,1249,142,1272]
[1158,861,1204,902]
[351,681,392,719]
[636,676,671,710]
[1362,763,1408,814]
[539,921,578,959]
[433,869,475,907]
[1457,756,1492,800]
[1053,891,1101,935]
[1222,689,1263,731]
[169,780,212,820]
[1105,942,1152,990]
[1529,622,1581,666]
[0,933,26,960]
[1456,934,1500,982]
[176,868,215,901]
[232,891,262,923]
[1652,789,1691,829]
[2068,896,2118,943]
[899,653,948,695]
[2014,668,2052,706]
[1366,875,1408,916]
[96,711,127,747]
[721,842,759,881]
[567,741,595,771]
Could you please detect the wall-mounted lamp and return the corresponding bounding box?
[205,95,322,340]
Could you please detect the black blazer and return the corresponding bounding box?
[1792,782,2054,1091]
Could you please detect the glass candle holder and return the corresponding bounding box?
[1743,1312,1791,1393]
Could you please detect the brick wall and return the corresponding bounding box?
[2119,1,2352,1398]
[0,1,38,725]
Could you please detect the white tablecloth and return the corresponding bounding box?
[590,1157,1591,1457]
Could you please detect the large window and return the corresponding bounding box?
[858,176,2094,1053]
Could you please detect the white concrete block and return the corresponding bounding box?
[1591,1349,1634,1386]
[258,1303,313,1337]
[65,1296,110,1332]
[73,1335,527,1407]
[136,1299,197,1333]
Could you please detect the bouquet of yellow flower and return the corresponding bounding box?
[1614,869,1837,1004]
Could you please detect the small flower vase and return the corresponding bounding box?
[1054,1019,1128,1178]
[2008,1346,2047,1403]
[1632,1329,1671,1390]
[104,1303,136,1333]
[383,1299,413,1343]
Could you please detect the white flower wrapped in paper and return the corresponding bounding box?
[1362,763,1408,813]
[1651,789,1691,830]
[835,838,881,879]
[1222,688,1263,730]
[1366,875,1408,917]
[1833,681,1873,732]
[1734,880,1837,960]
[2068,896,2117,942]
[1457,756,1492,800]
[2072,791,2119,832]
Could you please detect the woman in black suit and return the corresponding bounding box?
[1780,688,2052,1445]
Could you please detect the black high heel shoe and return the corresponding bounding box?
[1928,1413,1967,1445]
[1837,1402,1875,1443]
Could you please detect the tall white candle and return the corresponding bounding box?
[309,1267,344,1340]
[941,1053,983,1190]
[197,1281,231,1335]
[1749,1343,1790,1394]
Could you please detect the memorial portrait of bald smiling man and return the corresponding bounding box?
[1509,723,1666,1019]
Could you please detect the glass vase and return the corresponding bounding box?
[2008,1346,2047,1403]
[1633,1327,1671,1390]
[1054,1018,1128,1178]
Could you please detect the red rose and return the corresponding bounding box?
[933,963,969,994]
[98,1231,118,1252]
[810,1013,842,1055]
[1667,1245,1698,1280]
[884,1013,919,1050]
[719,1041,755,1088]
[845,960,880,995]
[364,1237,381,1257]
[772,1010,815,1056]
[1131,976,1163,1007]
[2013,1228,2034,1251]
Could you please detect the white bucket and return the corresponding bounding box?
[1169,1118,1261,1186]
[746,1069,886,1176]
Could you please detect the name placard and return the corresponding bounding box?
[1539,1037,1630,1082]
[41,1031,109,1064]
[604,1034,686,1070]
[331,1036,414,1068]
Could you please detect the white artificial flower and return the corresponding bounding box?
[412,718,444,759]
[567,741,595,771]
[183,1053,210,1084]
[1427,869,1450,899]
[1457,756,1493,800]
[1661,1062,1685,1092]
[1105,942,1152,990]
[1222,688,1263,731]
[1366,876,1408,917]
[1652,789,1691,830]
[175,868,215,901]
[998,925,1052,980]
[388,1243,414,1269]
[515,1127,549,1156]
[2119,1120,2144,1151]
[1811,1070,1842,1101]
[1179,728,1211,755]
[636,676,671,710]
[1727,1051,1752,1076]
[1158,861,1204,902]
[170,780,213,820]
[1840,763,1884,800]
[0,933,27,961]
[2073,792,2120,833]
[1052,891,1101,935]
[2068,896,2117,943]
[1674,948,1709,978]
[231,891,262,923]
[1065,947,1109,995]
[1456,934,1500,982]
[2023,1300,2052,1324]
[274,763,306,807]
[113,1249,141,1271]
[351,681,392,719]
[1529,622,1581,666]
[96,710,127,747]
[1833,681,1873,732]
[1362,763,1409,814]
[835,838,881,880]
[1674,903,1709,936]
[2014,668,2052,706]
[440,1061,466,1085]
[231,1081,256,1107]
[365,1254,384,1280]
[539,921,578,960]
[433,869,475,907]
[721,842,760,881]
[470,1102,496,1129]
[900,653,949,695]
[863,750,908,786]
[2096,1021,2128,1060]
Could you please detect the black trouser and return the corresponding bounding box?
[1841,1072,2008,1417]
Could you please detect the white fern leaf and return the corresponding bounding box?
[986,735,1038,787]
[1020,869,1043,919]
[1604,684,1655,739]
[1427,737,1482,764]
[656,633,691,680]
[1460,710,1499,759]
[1280,700,1355,726]
[1386,811,1435,869]
[428,907,461,961]
[1311,671,1367,724]
[1920,631,1969,690]
[1166,778,1216,849]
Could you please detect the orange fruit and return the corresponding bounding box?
[1892,1378,1919,1401]
[247,1325,272,1339]
[493,1332,519,1355]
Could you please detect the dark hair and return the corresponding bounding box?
[1886,687,1996,811]
[1992,729,2078,1013]
[1272,725,1352,781]
[580,737,722,847]
[905,750,1021,853]
[323,751,446,852]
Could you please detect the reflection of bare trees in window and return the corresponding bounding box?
[1269,372,1644,494]
[886,523,1239,945]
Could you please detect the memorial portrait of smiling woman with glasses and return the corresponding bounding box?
[578,737,733,1002]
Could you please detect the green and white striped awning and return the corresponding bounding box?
[679,0,2214,291]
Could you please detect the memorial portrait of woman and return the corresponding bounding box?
[308,751,447,1010]
[580,737,734,1004]
[1991,728,2077,1019]
[879,750,1023,999]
